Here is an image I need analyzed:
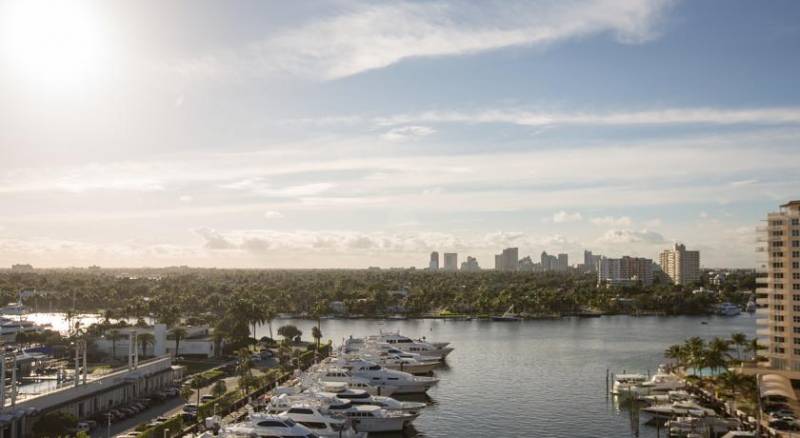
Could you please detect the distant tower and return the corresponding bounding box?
[443,253,458,271]
[429,251,439,271]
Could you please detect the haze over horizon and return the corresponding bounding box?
[1,0,799,269]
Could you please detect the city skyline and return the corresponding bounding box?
[2,1,800,269]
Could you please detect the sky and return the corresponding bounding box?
[0,0,799,269]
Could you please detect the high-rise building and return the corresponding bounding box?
[443,253,458,271]
[429,251,439,271]
[659,243,700,286]
[758,201,800,372]
[502,247,519,272]
[461,256,480,272]
[557,253,569,271]
[583,250,601,272]
[598,256,653,286]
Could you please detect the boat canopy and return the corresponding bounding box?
[758,373,798,401]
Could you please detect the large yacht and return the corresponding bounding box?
[316,382,427,413]
[637,368,686,395]
[0,317,43,342]
[373,331,450,350]
[715,302,741,316]
[305,366,400,396]
[343,346,440,374]
[264,396,365,438]
[359,335,454,360]
[267,393,418,433]
[611,373,648,396]
[223,413,320,437]
[324,357,439,394]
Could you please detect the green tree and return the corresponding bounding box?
[108,329,121,360]
[138,333,155,357]
[169,327,188,357]
[32,411,77,438]
[311,326,322,351]
[211,379,227,398]
[730,332,748,361]
[277,325,302,343]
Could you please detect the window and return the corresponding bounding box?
[775,315,785,322]
[795,284,800,291]
[793,294,800,301]
[794,262,799,269]
[777,283,785,290]
[794,327,800,334]
[793,218,799,226]
[775,336,786,343]
[776,273,785,279]
[793,230,800,237]
[794,241,800,248]
[775,304,785,311]
[772,220,785,226]
[777,347,786,354]
[775,294,785,300]
[774,263,785,268]
[794,251,800,258]
[774,252,785,257]
[288,408,314,414]
[794,273,800,280]
[774,241,785,248]
[256,421,288,427]
[794,316,800,323]
[793,305,800,312]
[773,231,784,236]
[299,422,327,430]
[776,326,786,332]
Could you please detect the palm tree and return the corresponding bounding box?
[730,333,748,361]
[263,304,276,340]
[169,327,188,358]
[746,338,766,361]
[312,326,322,351]
[108,330,121,360]
[664,344,684,370]
[138,333,155,358]
[211,379,227,398]
[684,336,706,375]
[705,337,731,374]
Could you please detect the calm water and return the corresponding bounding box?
[257,315,756,438]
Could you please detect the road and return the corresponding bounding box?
[93,359,275,437]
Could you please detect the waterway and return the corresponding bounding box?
[255,314,756,438]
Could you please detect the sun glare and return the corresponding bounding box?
[0,0,106,88]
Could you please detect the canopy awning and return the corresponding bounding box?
[759,373,798,400]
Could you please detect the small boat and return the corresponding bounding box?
[642,400,716,418]
[714,302,741,317]
[492,305,522,322]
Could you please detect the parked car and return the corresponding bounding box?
[200,394,216,403]
[76,421,92,433]
[183,403,198,414]
[769,418,800,431]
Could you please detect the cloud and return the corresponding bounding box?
[552,210,583,223]
[381,125,436,142]
[194,227,237,250]
[591,216,632,226]
[598,229,666,244]
[373,106,800,128]
[176,0,673,80]
[264,210,284,219]
[179,195,193,202]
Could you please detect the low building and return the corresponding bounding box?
[95,324,219,359]
[598,256,653,286]
[0,356,182,437]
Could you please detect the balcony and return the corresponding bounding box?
[756,307,771,316]
[757,327,771,337]
[756,317,770,326]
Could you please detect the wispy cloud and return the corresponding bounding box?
[381,125,436,142]
[597,229,666,244]
[591,216,632,226]
[171,0,673,80]
[552,211,583,223]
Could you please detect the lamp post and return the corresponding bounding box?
[163,428,169,438]
[106,412,112,438]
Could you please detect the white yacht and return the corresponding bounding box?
[637,369,686,395]
[642,400,717,419]
[344,347,440,374]
[361,335,453,360]
[326,357,439,394]
[0,302,28,316]
[317,382,427,413]
[715,302,741,316]
[223,413,319,437]
[267,393,417,433]
[374,331,450,350]
[264,397,364,438]
[306,366,400,396]
[611,373,648,396]
[0,317,43,342]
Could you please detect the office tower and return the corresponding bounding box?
[461,256,480,272]
[429,251,439,271]
[502,247,519,272]
[758,201,800,371]
[583,250,596,272]
[557,253,569,271]
[659,243,700,286]
[443,253,458,271]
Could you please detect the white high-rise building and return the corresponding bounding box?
[443,253,458,271]
[429,251,439,271]
[757,201,800,372]
[659,243,700,286]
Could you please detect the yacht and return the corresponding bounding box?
[492,305,522,322]
[325,357,439,394]
[267,393,417,433]
[263,396,364,438]
[0,317,43,342]
[642,400,717,419]
[306,366,400,396]
[373,331,450,350]
[344,347,440,374]
[223,413,320,437]
[0,302,28,316]
[611,373,648,396]
[317,382,427,413]
[361,335,453,360]
[637,369,686,395]
[715,302,741,316]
